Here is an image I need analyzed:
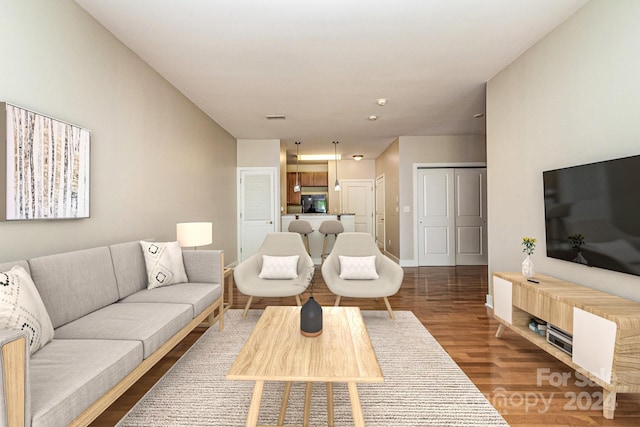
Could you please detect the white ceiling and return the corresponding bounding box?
[75,0,587,161]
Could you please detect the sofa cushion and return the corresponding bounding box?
[0,265,54,354]
[30,339,143,427]
[28,247,120,329]
[119,283,222,318]
[53,302,192,358]
[140,241,188,289]
[109,241,148,299]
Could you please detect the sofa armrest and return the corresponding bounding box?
[182,250,224,285]
[0,329,30,427]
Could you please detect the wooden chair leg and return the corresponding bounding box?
[295,294,302,306]
[334,296,341,307]
[242,296,253,318]
[304,235,310,255]
[383,296,395,319]
[321,235,328,264]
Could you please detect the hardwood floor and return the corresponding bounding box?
[91,266,640,426]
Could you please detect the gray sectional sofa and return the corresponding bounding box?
[0,241,225,427]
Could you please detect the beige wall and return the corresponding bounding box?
[398,135,487,264]
[0,1,237,263]
[236,139,281,168]
[487,0,640,301]
[375,139,401,259]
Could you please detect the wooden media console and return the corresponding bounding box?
[492,272,640,419]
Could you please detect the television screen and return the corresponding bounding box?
[543,154,640,277]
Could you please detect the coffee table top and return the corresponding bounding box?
[227,306,383,383]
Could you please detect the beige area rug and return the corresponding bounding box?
[118,309,508,426]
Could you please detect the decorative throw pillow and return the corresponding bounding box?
[258,255,299,279]
[0,265,55,354]
[339,255,379,280]
[140,241,188,289]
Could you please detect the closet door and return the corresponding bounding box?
[417,167,487,266]
[418,168,455,266]
[455,168,488,265]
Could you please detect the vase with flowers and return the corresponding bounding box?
[521,237,536,279]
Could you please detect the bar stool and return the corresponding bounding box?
[319,220,344,264]
[288,220,314,255]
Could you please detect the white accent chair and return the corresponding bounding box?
[321,232,403,319]
[234,232,314,318]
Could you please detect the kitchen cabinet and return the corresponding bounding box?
[311,171,328,186]
[288,172,328,205]
[300,172,328,187]
[287,172,301,205]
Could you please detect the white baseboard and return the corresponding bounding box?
[485,294,493,308]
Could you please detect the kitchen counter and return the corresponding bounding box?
[281,214,355,264]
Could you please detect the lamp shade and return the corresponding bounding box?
[176,222,212,247]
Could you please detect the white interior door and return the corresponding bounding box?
[341,180,374,236]
[375,175,385,251]
[238,168,278,262]
[455,168,488,265]
[418,168,455,266]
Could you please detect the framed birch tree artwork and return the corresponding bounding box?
[1,103,91,220]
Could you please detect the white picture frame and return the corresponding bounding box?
[2,103,91,220]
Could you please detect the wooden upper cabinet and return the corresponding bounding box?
[300,172,314,187]
[288,171,329,201]
[287,172,301,205]
[299,171,328,187]
[312,171,328,186]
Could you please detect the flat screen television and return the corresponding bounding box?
[543,154,640,277]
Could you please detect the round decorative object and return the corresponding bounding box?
[522,255,535,279]
[300,296,323,337]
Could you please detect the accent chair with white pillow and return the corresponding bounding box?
[321,232,404,319]
[234,232,314,318]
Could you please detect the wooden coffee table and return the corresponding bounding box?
[227,306,383,427]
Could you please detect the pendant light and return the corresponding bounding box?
[294,141,301,192]
[333,141,341,192]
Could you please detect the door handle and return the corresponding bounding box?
[268,221,273,224]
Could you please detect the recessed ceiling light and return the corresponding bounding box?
[473,113,484,118]
[352,154,364,161]
[265,114,286,120]
[377,98,387,106]
[368,115,377,121]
